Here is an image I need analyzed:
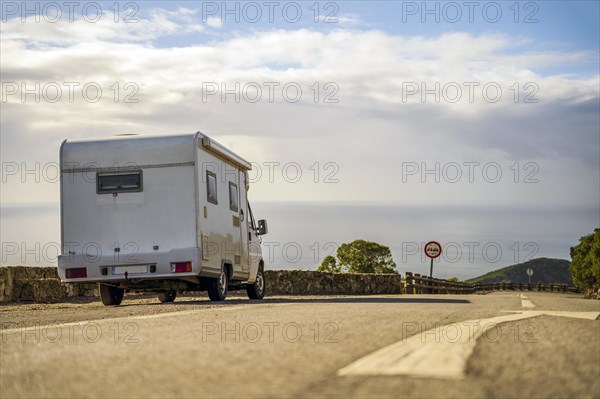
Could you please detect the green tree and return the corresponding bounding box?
[318,239,397,274]
[317,255,342,273]
[570,228,600,289]
[447,277,461,282]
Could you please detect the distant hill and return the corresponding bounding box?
[467,258,572,285]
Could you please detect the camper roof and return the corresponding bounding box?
[60,132,252,171]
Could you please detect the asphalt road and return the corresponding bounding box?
[1,291,599,398]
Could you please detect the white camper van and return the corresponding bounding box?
[57,132,269,306]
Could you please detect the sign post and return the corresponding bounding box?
[526,267,533,284]
[424,241,442,278]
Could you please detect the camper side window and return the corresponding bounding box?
[206,171,218,204]
[97,171,142,194]
[229,182,239,212]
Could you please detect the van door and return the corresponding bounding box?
[239,171,250,272]
[247,202,262,280]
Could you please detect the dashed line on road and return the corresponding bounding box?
[520,293,535,308]
[337,310,600,380]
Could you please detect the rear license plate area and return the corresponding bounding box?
[111,265,149,276]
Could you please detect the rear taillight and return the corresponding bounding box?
[171,262,192,273]
[65,267,87,279]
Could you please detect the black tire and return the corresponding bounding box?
[157,291,177,303]
[246,266,265,300]
[99,284,124,306]
[208,266,228,301]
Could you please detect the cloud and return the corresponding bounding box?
[1,10,598,209]
[0,7,209,45]
[334,13,362,25]
[205,17,223,28]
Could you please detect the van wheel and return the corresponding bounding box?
[246,266,265,300]
[99,284,124,306]
[157,291,177,303]
[208,267,228,301]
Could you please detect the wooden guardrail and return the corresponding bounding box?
[403,272,579,294]
[404,272,474,294]
[472,281,579,293]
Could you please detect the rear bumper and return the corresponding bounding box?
[58,247,203,283]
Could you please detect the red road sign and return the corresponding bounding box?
[424,241,442,259]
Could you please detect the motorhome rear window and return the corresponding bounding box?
[97,171,142,194]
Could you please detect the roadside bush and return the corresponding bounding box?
[569,228,600,289]
[317,239,397,274]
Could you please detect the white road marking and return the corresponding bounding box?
[337,310,600,380]
[520,293,536,308]
[503,310,600,320]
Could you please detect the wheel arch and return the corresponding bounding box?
[221,259,234,280]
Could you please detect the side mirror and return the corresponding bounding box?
[257,219,268,236]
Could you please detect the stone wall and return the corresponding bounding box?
[0,266,402,303]
[585,284,600,300]
[2,266,588,303]
[0,266,97,303]
[264,270,402,295]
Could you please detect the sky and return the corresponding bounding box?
[1,1,599,279]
